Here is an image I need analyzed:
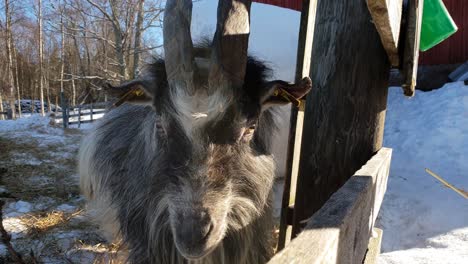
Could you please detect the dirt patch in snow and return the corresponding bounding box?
[0,136,79,202]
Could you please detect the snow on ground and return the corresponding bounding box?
[378,82,468,263]
[0,114,119,263]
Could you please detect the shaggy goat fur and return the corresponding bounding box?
[79,55,279,263]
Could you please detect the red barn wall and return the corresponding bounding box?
[253,0,302,11]
[419,0,468,65]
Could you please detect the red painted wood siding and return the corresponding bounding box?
[253,0,302,11]
[420,0,468,65]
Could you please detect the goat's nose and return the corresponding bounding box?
[177,211,213,246]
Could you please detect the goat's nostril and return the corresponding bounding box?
[176,212,214,247]
[201,222,213,241]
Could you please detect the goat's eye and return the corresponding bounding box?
[243,124,256,139]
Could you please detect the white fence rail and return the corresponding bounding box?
[51,104,108,127]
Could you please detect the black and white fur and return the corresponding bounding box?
[79,45,310,263]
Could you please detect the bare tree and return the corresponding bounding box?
[85,0,128,80]
[13,43,21,117]
[0,0,163,115]
[66,0,163,82]
[4,0,16,119]
[38,0,45,116]
[60,8,65,99]
[133,0,145,78]
[0,94,3,120]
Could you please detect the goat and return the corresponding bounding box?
[79,1,311,263]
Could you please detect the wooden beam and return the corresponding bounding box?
[401,0,424,96]
[277,0,318,250]
[291,0,391,237]
[366,0,403,67]
[363,228,384,264]
[269,148,392,263]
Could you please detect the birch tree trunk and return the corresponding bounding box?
[46,65,51,112]
[111,19,128,80]
[133,0,145,79]
[31,79,36,114]
[0,94,4,120]
[124,5,136,78]
[13,45,21,117]
[102,23,109,102]
[38,0,45,116]
[5,0,16,119]
[71,77,76,107]
[86,0,129,80]
[71,21,86,80]
[60,13,65,96]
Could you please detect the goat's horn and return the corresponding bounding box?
[163,0,195,90]
[209,0,252,90]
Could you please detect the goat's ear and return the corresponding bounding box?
[261,77,312,108]
[106,80,153,106]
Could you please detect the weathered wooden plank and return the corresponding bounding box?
[363,228,383,264]
[291,0,390,237]
[401,0,424,96]
[278,0,318,250]
[269,148,392,264]
[367,0,403,67]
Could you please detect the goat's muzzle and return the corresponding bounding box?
[173,209,220,260]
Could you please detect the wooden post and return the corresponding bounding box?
[6,109,13,120]
[402,0,424,96]
[90,103,94,122]
[65,99,69,128]
[60,91,68,128]
[78,106,81,128]
[278,0,318,250]
[291,0,390,237]
[366,0,403,67]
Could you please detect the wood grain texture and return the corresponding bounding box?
[402,0,424,96]
[363,228,383,264]
[291,0,391,237]
[269,148,392,264]
[278,0,318,250]
[367,0,403,67]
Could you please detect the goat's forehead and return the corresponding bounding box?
[170,87,236,126]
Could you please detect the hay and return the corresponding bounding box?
[22,210,83,235]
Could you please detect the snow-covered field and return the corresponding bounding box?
[378,82,468,263]
[0,82,466,263]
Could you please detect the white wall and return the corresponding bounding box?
[191,1,301,82]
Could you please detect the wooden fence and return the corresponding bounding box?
[51,104,107,127]
[270,0,413,261]
[0,109,13,120]
[269,148,392,264]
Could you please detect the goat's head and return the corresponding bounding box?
[107,0,311,260]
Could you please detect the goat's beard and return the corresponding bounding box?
[142,134,276,262]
